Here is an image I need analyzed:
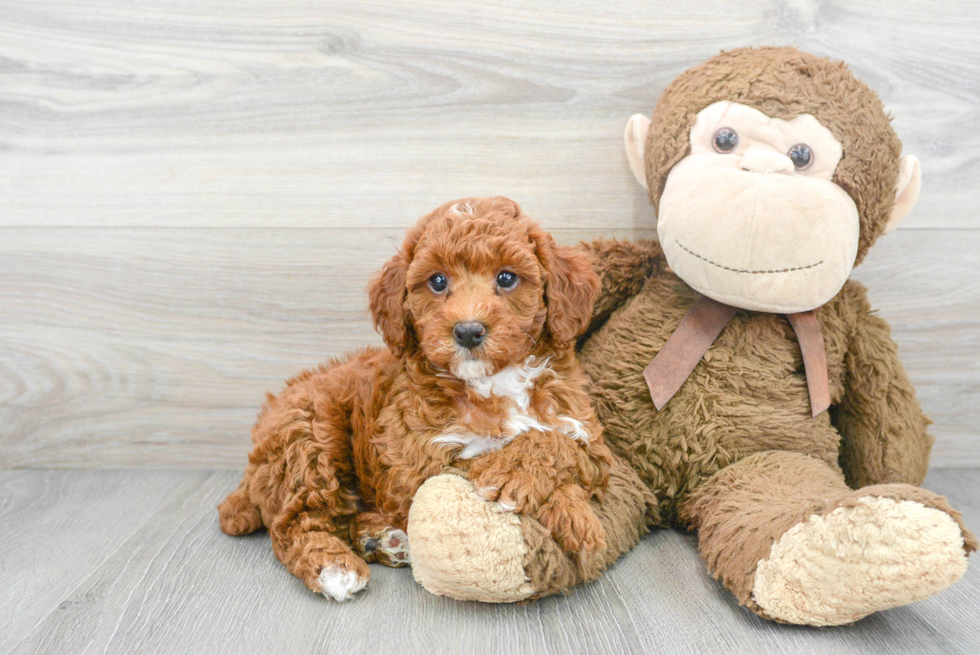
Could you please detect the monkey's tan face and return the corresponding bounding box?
[657,101,860,313]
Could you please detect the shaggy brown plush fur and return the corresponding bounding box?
[581,249,937,510]
[218,196,615,598]
[572,48,976,616]
[406,48,975,624]
[570,51,976,619]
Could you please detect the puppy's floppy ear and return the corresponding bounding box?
[368,252,413,356]
[533,230,600,344]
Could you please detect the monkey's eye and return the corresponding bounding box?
[428,273,448,293]
[788,143,814,170]
[712,128,739,153]
[496,271,518,290]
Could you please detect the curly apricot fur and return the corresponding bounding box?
[218,197,610,596]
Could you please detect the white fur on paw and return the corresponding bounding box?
[318,565,368,602]
[752,496,968,626]
[379,528,411,564]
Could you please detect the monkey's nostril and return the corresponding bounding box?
[738,147,794,174]
[453,322,486,349]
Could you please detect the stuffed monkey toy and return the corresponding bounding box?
[406,47,976,626]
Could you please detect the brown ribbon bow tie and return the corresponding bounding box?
[642,295,830,417]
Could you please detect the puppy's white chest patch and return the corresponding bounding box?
[465,357,551,410]
[433,357,589,459]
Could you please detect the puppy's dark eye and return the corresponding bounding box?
[713,127,738,153]
[788,143,814,170]
[428,273,448,293]
[496,271,518,289]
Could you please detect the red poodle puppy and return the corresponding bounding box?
[218,196,612,601]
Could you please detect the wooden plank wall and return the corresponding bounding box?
[1,0,978,468]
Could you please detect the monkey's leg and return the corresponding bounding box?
[407,457,657,602]
[681,450,975,626]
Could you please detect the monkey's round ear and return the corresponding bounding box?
[885,155,921,234]
[624,114,652,190]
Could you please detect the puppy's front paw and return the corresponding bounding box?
[470,463,553,515]
[535,484,607,553]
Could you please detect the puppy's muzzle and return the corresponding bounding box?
[453,322,486,350]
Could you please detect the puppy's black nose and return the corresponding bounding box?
[453,322,486,349]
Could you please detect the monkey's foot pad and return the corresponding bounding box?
[753,496,969,626]
[407,474,535,602]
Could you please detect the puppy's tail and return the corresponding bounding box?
[218,473,264,536]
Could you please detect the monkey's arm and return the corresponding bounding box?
[576,238,664,341]
[835,283,933,488]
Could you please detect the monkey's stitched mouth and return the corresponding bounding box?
[675,240,823,275]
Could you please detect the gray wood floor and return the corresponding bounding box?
[2,468,978,655]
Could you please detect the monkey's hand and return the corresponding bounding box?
[575,238,664,341]
[836,282,932,488]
